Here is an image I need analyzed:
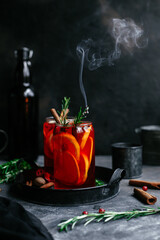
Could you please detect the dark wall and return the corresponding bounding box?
[0,0,160,155]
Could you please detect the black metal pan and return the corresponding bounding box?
[11,167,125,206]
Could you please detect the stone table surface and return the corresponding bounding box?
[1,155,160,240]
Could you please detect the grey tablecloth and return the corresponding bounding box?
[0,156,160,240]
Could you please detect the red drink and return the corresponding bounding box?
[43,117,56,180]
[53,121,95,189]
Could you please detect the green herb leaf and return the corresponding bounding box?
[0,158,31,184]
[74,106,89,125]
[60,97,70,125]
[95,179,105,186]
[58,207,160,232]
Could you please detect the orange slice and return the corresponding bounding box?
[75,126,91,149]
[53,132,80,160]
[43,122,48,138]
[81,127,91,149]
[78,153,89,185]
[44,130,54,159]
[43,121,55,137]
[54,151,80,185]
[83,136,93,166]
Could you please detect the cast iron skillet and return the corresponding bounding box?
[11,167,125,206]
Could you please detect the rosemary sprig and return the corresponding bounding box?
[74,106,89,125]
[60,97,70,125]
[0,158,31,184]
[58,207,160,232]
[95,179,105,186]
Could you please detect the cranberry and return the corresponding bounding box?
[54,126,61,134]
[44,172,51,182]
[142,186,148,191]
[99,208,105,213]
[82,211,88,215]
[36,168,44,177]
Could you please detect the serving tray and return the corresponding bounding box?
[11,167,125,206]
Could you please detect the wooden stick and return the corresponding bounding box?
[129,179,160,190]
[40,182,54,189]
[134,188,157,205]
[60,108,69,119]
[50,108,61,124]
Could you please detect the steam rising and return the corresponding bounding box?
[77,47,88,107]
[76,18,147,107]
[109,18,147,64]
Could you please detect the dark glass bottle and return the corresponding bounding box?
[8,47,39,162]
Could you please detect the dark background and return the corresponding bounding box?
[0,0,160,156]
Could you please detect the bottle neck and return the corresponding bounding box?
[15,59,32,87]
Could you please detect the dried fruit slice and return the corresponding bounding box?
[53,132,80,160]
[78,153,89,185]
[83,136,93,166]
[54,151,80,185]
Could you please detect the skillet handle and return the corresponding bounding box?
[108,168,125,186]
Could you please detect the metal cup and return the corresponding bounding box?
[135,125,160,165]
[112,142,142,179]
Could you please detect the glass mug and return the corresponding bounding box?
[43,117,56,181]
[43,118,95,189]
[0,129,8,153]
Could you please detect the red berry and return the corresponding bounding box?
[54,126,61,134]
[82,211,88,215]
[99,208,105,213]
[44,172,51,182]
[36,168,44,177]
[142,186,148,191]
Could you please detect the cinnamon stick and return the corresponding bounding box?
[26,180,32,186]
[134,188,157,205]
[40,182,54,189]
[129,179,160,189]
[60,108,69,119]
[50,108,61,124]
